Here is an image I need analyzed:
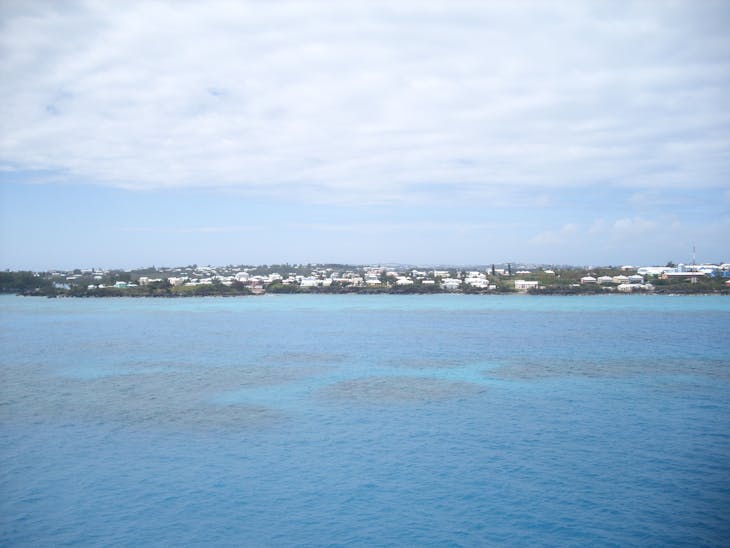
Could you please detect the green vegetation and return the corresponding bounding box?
[651,276,726,294]
[0,271,55,295]
[266,282,303,294]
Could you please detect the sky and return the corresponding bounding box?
[1,0,729,270]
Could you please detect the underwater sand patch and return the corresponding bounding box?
[261,352,347,365]
[484,357,730,381]
[167,402,285,431]
[318,376,485,404]
[485,360,627,380]
[0,366,287,431]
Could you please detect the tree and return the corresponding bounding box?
[0,271,53,294]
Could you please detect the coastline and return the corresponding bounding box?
[4,264,728,298]
[5,288,729,298]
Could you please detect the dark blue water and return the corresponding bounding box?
[1,294,729,546]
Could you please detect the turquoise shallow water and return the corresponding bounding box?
[1,294,729,545]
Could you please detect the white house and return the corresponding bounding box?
[637,266,675,276]
[300,278,320,288]
[441,278,461,291]
[580,276,597,284]
[617,283,654,293]
[138,277,164,286]
[514,280,539,290]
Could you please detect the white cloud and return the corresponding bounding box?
[588,218,608,234]
[1,0,729,203]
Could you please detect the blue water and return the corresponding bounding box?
[1,294,729,546]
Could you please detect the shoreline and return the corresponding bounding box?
[4,265,728,298]
[5,290,729,299]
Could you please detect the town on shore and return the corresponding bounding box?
[2,261,729,297]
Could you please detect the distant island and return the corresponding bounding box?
[2,262,729,297]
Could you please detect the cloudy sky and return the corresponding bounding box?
[1,0,728,269]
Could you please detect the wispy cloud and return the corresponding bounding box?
[122,220,514,236]
[1,1,728,205]
[531,223,579,245]
[121,225,264,234]
[286,220,512,234]
[612,217,657,234]
[537,216,658,244]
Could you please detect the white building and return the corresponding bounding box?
[300,277,320,288]
[138,277,163,286]
[637,266,675,276]
[441,278,461,291]
[617,283,654,293]
[661,271,706,280]
[514,280,539,291]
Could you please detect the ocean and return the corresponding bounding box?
[1,294,728,546]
